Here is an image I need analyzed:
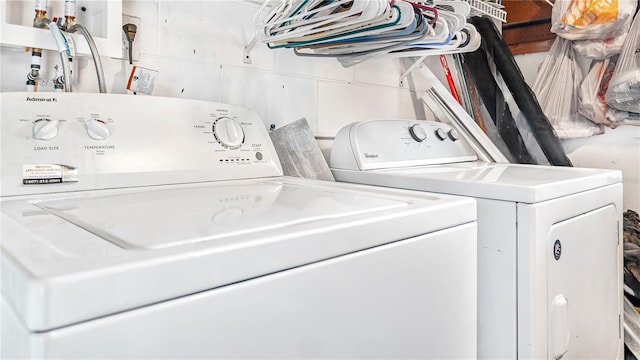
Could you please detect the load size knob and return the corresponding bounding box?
[409,124,427,142]
[32,118,60,140]
[213,117,244,149]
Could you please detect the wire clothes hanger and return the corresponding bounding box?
[254,0,483,67]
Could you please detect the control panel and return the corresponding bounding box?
[1,92,283,196]
[330,119,477,170]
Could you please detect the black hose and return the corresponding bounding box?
[470,16,573,167]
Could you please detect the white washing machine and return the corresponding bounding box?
[0,93,478,359]
[330,119,624,360]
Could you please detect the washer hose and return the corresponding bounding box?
[68,23,107,93]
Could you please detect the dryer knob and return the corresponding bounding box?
[409,124,427,142]
[32,118,60,140]
[435,128,447,141]
[213,117,244,149]
[86,119,110,140]
[448,129,460,141]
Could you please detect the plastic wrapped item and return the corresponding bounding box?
[551,0,637,40]
[578,57,619,128]
[573,30,628,59]
[533,36,604,138]
[606,11,640,113]
[607,108,640,125]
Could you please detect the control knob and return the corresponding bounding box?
[213,117,244,149]
[32,118,60,140]
[86,119,110,140]
[448,129,460,141]
[409,124,427,142]
[435,128,447,141]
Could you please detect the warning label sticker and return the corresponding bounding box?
[23,164,78,185]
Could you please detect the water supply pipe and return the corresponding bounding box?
[32,0,74,92]
[26,48,43,91]
[68,23,107,93]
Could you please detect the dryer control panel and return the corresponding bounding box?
[0,92,283,196]
[330,119,478,171]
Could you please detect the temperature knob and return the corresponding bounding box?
[86,119,110,140]
[32,118,60,140]
[213,117,244,149]
[409,124,427,142]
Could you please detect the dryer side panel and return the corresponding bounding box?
[476,198,518,360]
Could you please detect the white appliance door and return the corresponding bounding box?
[546,204,620,360]
[517,185,623,360]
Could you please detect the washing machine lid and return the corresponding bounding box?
[332,162,622,203]
[1,176,475,332]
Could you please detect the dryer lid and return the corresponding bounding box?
[333,162,622,203]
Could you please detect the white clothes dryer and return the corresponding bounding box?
[1,93,478,359]
[330,119,624,360]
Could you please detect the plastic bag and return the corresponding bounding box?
[572,29,628,59]
[607,108,640,125]
[605,11,640,113]
[578,57,619,128]
[551,0,637,40]
[532,37,604,138]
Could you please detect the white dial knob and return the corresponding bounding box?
[86,119,110,140]
[435,128,447,141]
[409,124,427,142]
[448,129,460,141]
[32,118,60,140]
[213,117,244,149]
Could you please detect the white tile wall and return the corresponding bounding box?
[317,81,389,135]
[221,66,318,130]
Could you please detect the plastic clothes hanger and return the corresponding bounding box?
[258,0,353,31]
[387,23,480,57]
[335,21,478,67]
[405,1,439,24]
[299,1,418,46]
[267,2,401,48]
[268,1,373,34]
[254,0,481,67]
[295,10,428,56]
[257,0,384,43]
[274,1,393,43]
[263,2,389,46]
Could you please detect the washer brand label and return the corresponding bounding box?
[26,96,57,103]
[553,239,562,260]
[363,153,379,159]
[23,164,78,185]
